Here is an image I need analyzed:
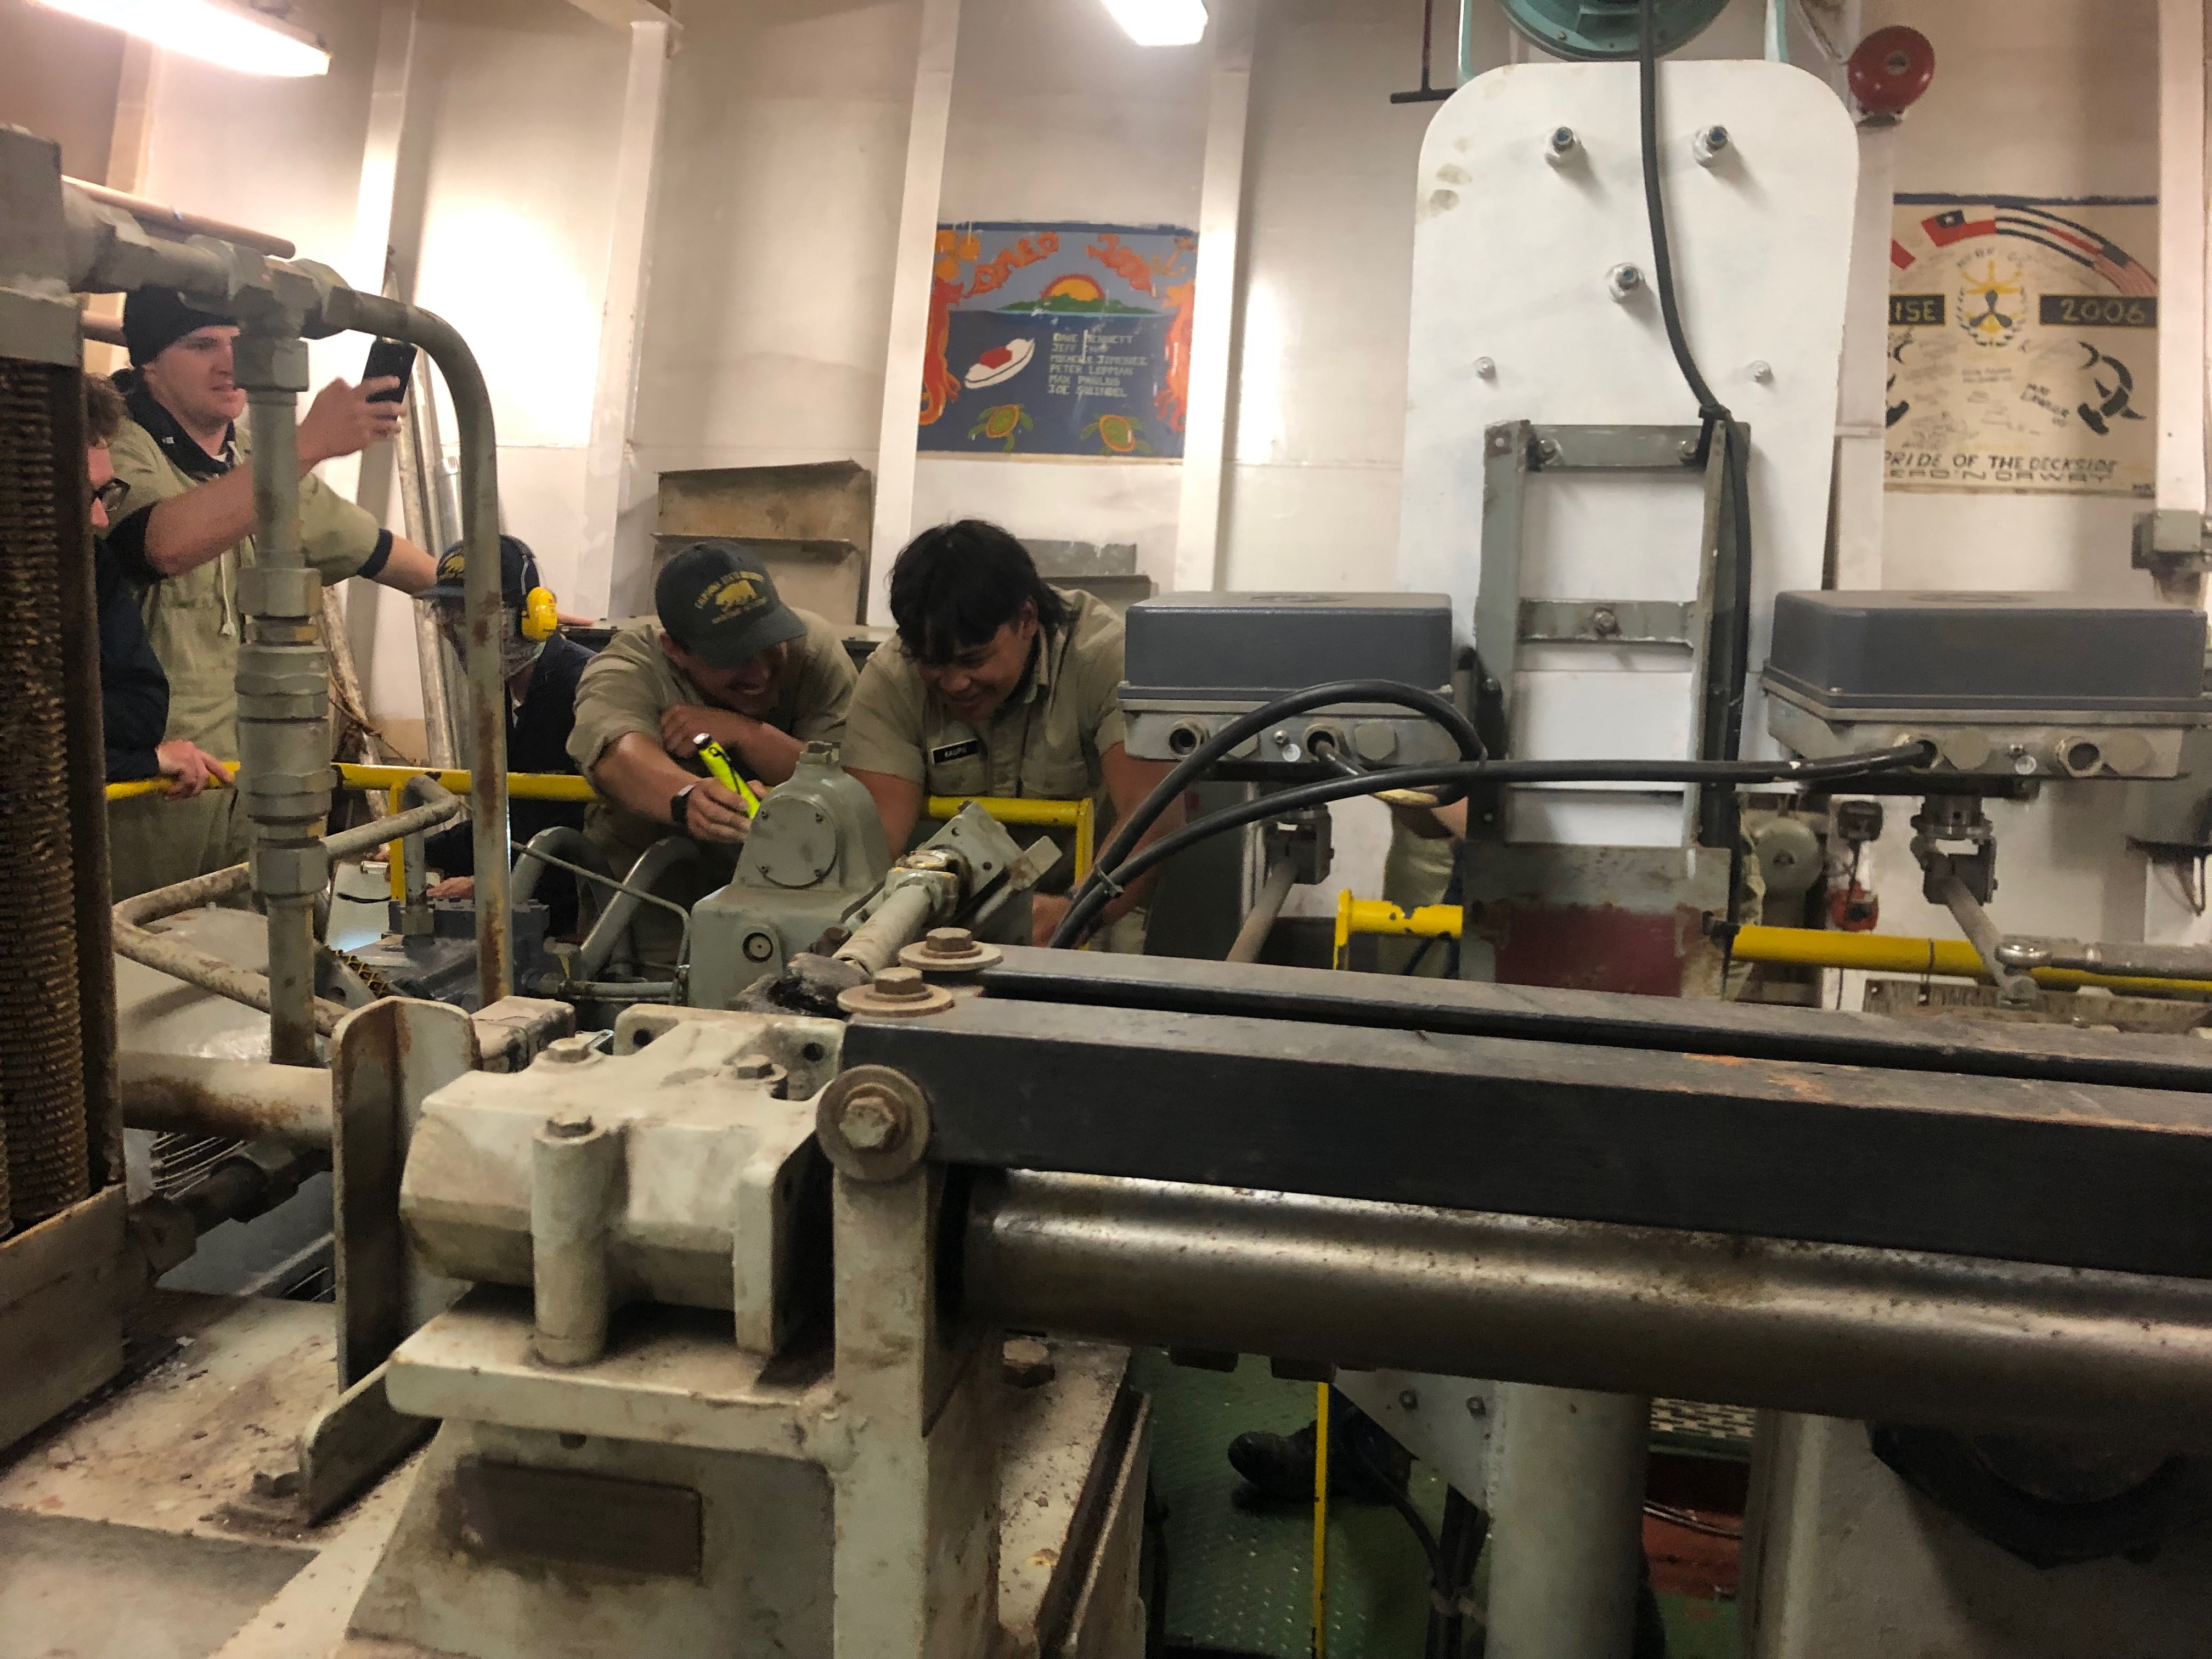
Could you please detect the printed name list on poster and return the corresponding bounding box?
[1886,194,2158,496]
[917,221,1196,461]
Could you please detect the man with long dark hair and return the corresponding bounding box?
[843,519,1178,949]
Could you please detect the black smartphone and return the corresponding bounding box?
[362,337,417,403]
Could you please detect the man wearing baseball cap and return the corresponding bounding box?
[568,538,856,891]
[417,535,597,932]
[101,286,438,895]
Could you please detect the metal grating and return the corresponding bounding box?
[1651,1398,1758,1454]
[0,358,86,1231]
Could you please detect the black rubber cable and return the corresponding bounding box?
[1055,742,1936,946]
[1052,678,1485,950]
[1638,0,1725,425]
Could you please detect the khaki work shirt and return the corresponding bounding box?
[568,611,856,877]
[106,410,383,758]
[842,586,1127,872]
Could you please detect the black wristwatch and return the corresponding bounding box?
[669,783,696,833]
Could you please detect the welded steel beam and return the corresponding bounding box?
[846,993,2212,1278]
[969,946,2212,1093]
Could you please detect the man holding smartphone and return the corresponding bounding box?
[101,287,438,896]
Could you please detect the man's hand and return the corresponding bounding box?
[155,741,233,800]
[427,876,475,900]
[661,705,751,760]
[297,377,404,467]
[682,780,754,844]
[1029,891,1071,948]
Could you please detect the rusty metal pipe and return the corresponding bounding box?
[318,290,509,1008]
[63,177,296,257]
[968,1172,2212,1452]
[119,1051,331,1148]
[110,794,462,1036]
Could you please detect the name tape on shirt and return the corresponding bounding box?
[930,737,984,765]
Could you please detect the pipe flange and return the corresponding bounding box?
[837,964,956,1018]
[896,927,1004,974]
[816,1064,933,1181]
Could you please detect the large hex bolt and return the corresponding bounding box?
[838,1084,905,1152]
[816,1064,933,1180]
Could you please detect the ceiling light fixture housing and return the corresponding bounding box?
[32,0,331,78]
[1102,0,1209,48]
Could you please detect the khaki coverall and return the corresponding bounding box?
[566,611,856,970]
[103,406,386,899]
[840,585,1149,953]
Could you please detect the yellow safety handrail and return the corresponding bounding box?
[1329,890,2212,998]
[106,763,597,804]
[927,794,1095,882]
[336,763,596,802]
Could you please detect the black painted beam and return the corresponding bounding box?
[846,995,2212,1279]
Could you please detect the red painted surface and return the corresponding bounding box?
[1487,905,1702,997]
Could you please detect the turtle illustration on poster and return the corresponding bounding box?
[918,220,1197,460]
[1886,194,2158,497]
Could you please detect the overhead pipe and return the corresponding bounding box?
[58,181,515,1015]
[319,290,511,1009]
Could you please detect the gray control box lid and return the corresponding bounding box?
[1122,591,1454,701]
[1763,590,2208,713]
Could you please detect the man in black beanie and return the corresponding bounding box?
[103,287,438,896]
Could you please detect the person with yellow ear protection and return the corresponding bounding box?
[419,534,597,933]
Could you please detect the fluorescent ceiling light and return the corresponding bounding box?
[1103,0,1209,48]
[33,0,330,77]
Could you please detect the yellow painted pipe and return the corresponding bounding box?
[1333,891,1463,968]
[107,763,597,804]
[928,794,1096,882]
[1328,894,2212,1000]
[338,763,596,802]
[1731,925,2212,998]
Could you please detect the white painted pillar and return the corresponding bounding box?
[2155,0,2209,537]
[2143,0,2212,949]
[346,2,417,303]
[867,0,962,625]
[1170,0,1256,595]
[1830,119,1897,591]
[576,18,674,622]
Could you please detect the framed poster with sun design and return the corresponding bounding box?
[917,219,1197,460]
[1886,194,2158,497]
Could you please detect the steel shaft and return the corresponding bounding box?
[965,1171,2212,1450]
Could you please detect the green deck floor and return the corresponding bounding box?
[1136,1351,1741,1659]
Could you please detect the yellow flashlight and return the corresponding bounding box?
[695,738,761,815]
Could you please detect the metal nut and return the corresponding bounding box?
[838,1086,904,1152]
[1003,1336,1056,1388]
[871,966,930,1002]
[733,1056,777,1081]
[1607,262,1644,300]
[545,1109,595,1139]
[1590,606,1621,639]
[544,1035,599,1065]
[924,928,976,956]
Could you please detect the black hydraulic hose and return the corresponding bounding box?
[1638,0,1724,425]
[1638,0,1756,857]
[1052,679,1484,950]
[1054,742,1936,947]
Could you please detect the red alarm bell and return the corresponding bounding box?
[1848,25,1936,119]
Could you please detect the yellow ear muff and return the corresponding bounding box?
[522,586,559,641]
